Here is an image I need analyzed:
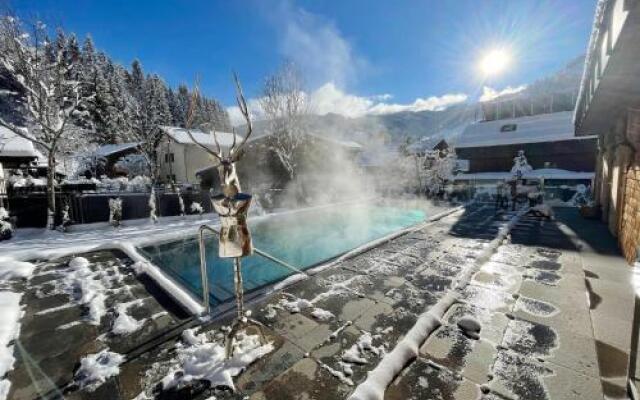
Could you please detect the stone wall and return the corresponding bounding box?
[620,163,640,263]
[619,109,640,263]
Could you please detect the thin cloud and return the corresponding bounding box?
[227,82,468,125]
[479,85,527,102]
[268,1,368,88]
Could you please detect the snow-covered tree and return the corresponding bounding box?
[260,61,308,181]
[419,149,458,196]
[128,73,171,183]
[0,17,89,229]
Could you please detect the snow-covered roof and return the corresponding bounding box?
[524,169,595,180]
[453,172,512,181]
[95,142,140,156]
[574,0,609,125]
[0,126,38,158]
[453,169,595,181]
[407,137,446,153]
[160,126,241,148]
[457,111,596,149]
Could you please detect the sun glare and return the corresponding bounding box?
[479,48,511,76]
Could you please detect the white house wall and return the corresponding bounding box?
[158,139,219,184]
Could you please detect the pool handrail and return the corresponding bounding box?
[198,225,215,314]
[197,224,308,314]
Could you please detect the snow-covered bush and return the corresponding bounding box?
[570,184,592,206]
[109,198,122,227]
[10,173,47,188]
[149,188,157,223]
[114,154,149,178]
[0,206,12,240]
[60,203,72,232]
[93,176,151,192]
[177,189,185,217]
[190,202,204,215]
[511,150,533,178]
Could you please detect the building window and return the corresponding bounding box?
[165,153,175,163]
[500,124,517,132]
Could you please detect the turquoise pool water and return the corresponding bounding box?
[138,204,426,306]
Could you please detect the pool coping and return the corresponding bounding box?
[178,203,466,319]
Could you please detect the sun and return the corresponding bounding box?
[479,49,511,76]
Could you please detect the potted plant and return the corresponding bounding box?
[579,201,600,219]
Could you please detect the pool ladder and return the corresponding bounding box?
[197,224,305,315]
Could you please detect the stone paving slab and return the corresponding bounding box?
[4,204,632,400]
[488,349,603,400]
[385,358,481,400]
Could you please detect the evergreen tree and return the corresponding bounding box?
[175,84,190,126]
[128,59,145,102]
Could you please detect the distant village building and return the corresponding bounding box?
[406,138,449,156]
[456,110,597,174]
[574,0,640,264]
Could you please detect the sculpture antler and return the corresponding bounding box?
[230,71,252,161]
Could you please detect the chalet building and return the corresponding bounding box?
[406,138,449,156]
[574,0,640,264]
[0,126,64,185]
[90,142,141,178]
[456,110,597,174]
[0,126,40,170]
[158,126,240,185]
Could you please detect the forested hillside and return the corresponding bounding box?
[0,19,230,147]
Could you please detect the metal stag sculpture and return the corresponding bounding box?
[185,74,263,356]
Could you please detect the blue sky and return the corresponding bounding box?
[10,0,597,122]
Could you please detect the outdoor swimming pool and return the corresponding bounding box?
[138,204,426,307]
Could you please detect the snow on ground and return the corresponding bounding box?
[349,209,525,400]
[310,307,335,322]
[341,332,386,367]
[0,292,23,400]
[0,259,35,280]
[45,257,112,325]
[279,295,313,313]
[30,256,148,336]
[156,327,274,392]
[112,299,147,335]
[73,349,125,391]
[0,215,220,316]
[0,215,220,262]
